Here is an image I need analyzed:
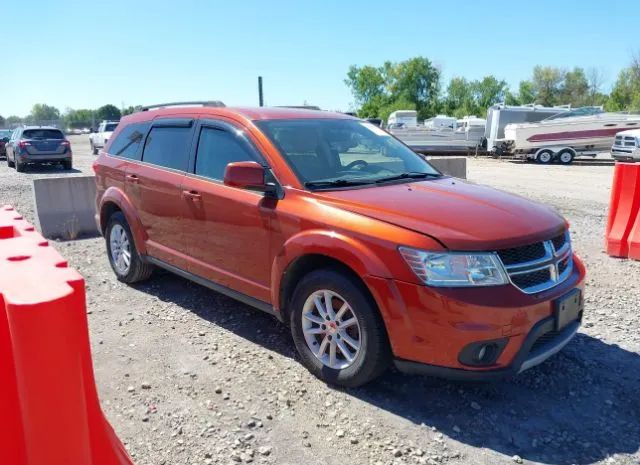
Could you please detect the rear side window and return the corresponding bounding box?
[142,126,192,171]
[195,127,258,180]
[108,123,149,159]
[23,129,64,139]
[105,123,118,132]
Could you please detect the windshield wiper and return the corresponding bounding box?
[374,171,441,184]
[305,178,375,189]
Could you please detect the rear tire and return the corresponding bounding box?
[558,149,574,165]
[105,211,153,283]
[536,150,553,164]
[62,160,72,170]
[289,269,391,387]
[15,158,25,172]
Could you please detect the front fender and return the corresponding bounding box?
[271,229,392,310]
[99,187,148,255]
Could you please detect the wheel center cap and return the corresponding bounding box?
[327,321,337,334]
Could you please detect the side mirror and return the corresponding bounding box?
[223,161,277,195]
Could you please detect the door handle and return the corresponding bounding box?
[126,174,139,183]
[182,190,202,201]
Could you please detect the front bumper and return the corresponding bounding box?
[611,147,640,162]
[364,254,586,380]
[394,317,580,381]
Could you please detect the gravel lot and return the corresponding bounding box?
[1,135,639,465]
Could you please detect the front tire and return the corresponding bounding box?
[536,149,553,164]
[91,141,98,155]
[289,269,391,387]
[7,154,14,168]
[105,211,153,283]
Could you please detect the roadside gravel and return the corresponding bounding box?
[1,136,638,465]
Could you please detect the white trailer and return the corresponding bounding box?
[388,110,418,128]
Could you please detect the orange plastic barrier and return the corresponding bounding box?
[606,163,640,260]
[0,206,133,465]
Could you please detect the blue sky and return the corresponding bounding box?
[2,0,637,117]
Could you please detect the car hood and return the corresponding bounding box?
[314,177,565,251]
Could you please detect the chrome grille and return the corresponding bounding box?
[497,231,573,294]
[613,135,637,149]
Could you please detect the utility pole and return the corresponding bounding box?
[258,76,264,107]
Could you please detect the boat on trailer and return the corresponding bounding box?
[501,107,640,164]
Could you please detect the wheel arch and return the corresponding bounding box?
[272,230,391,322]
[99,188,148,255]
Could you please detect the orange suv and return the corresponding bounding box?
[94,101,586,387]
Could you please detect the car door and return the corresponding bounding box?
[7,129,20,162]
[180,119,274,303]
[125,117,195,269]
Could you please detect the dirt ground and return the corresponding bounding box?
[1,135,639,465]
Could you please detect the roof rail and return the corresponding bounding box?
[140,101,225,112]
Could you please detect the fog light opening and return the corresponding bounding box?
[474,343,497,364]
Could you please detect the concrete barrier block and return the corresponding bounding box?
[427,157,467,179]
[32,176,98,240]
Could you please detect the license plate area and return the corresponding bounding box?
[554,289,582,330]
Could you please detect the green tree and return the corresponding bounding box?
[95,104,122,122]
[560,67,589,106]
[606,55,640,112]
[531,66,565,106]
[386,57,441,120]
[517,80,536,104]
[6,115,22,126]
[122,105,142,116]
[63,108,94,128]
[345,65,385,108]
[471,76,508,113]
[29,103,61,121]
[444,77,476,117]
[0,115,5,128]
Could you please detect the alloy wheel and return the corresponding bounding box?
[301,289,361,370]
[109,224,131,275]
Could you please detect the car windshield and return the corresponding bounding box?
[0,130,12,138]
[105,123,118,131]
[256,119,440,189]
[23,129,64,139]
[544,107,604,121]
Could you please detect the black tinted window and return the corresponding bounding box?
[195,127,257,180]
[142,126,192,171]
[105,123,118,131]
[23,129,64,139]
[108,122,149,159]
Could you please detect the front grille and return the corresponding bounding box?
[497,242,546,266]
[613,135,637,149]
[551,232,567,251]
[497,231,573,294]
[511,268,551,289]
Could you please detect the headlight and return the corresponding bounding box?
[399,247,509,287]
